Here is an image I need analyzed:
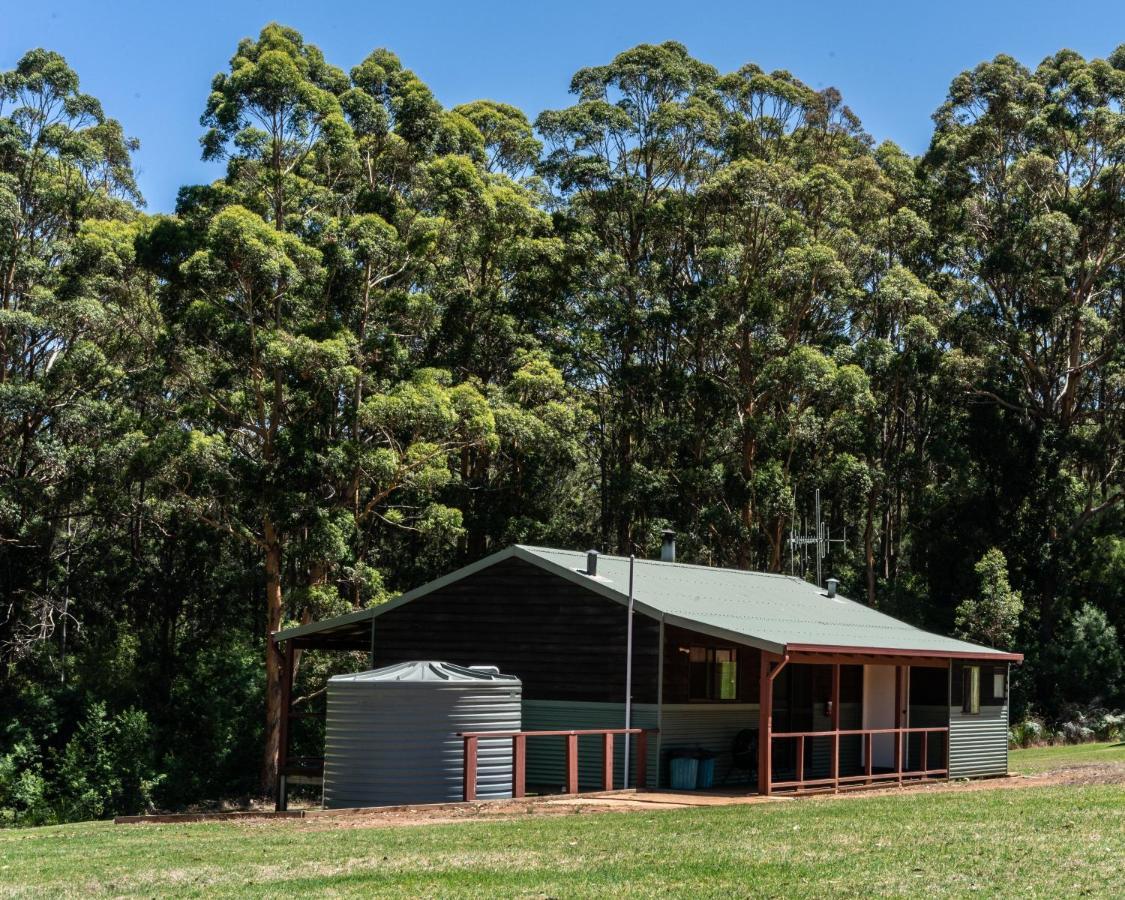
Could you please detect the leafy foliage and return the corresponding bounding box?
[955,548,1023,650]
[1,29,1123,822]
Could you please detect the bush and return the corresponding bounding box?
[1008,708,1124,748]
[1057,605,1125,706]
[0,743,52,826]
[1092,712,1124,742]
[1051,706,1125,745]
[1008,718,1044,749]
[52,703,163,822]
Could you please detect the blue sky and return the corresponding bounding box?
[4,0,1124,212]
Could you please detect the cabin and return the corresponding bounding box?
[272,543,1021,806]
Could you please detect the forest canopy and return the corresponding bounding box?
[1,26,1123,822]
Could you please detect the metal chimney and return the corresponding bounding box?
[660,530,676,563]
[826,578,838,599]
[586,550,598,577]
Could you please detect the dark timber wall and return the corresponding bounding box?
[661,623,761,704]
[370,557,661,703]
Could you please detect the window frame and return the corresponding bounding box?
[687,645,740,703]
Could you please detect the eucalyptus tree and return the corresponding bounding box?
[341,53,578,562]
[846,141,949,605]
[922,48,1125,684]
[169,25,359,789]
[537,42,723,552]
[0,50,149,669]
[657,68,878,571]
[452,101,542,177]
[173,29,551,790]
[421,149,582,556]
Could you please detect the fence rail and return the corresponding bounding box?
[457,728,658,802]
[769,725,948,792]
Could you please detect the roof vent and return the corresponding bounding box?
[660,529,676,563]
[826,578,838,599]
[586,549,598,577]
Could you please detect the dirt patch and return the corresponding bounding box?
[805,762,1125,802]
[301,763,1125,828]
[153,762,1125,832]
[277,799,646,831]
[1018,762,1125,787]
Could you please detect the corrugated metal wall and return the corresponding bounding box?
[949,667,1009,778]
[659,704,759,784]
[521,701,659,789]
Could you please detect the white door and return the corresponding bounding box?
[862,665,900,769]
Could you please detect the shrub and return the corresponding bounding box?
[1009,709,1123,748]
[1057,604,1124,706]
[1094,712,1124,742]
[1008,718,1044,749]
[0,743,52,826]
[1051,706,1125,745]
[52,703,163,822]
[954,548,1023,650]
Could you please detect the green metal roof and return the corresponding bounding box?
[274,544,1021,661]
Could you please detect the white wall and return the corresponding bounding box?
[862,665,898,768]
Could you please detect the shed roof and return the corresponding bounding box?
[274,545,1021,661]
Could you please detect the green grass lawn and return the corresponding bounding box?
[3,773,1124,898]
[1010,740,1125,773]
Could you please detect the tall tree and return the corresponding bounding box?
[923,48,1125,700]
[537,42,723,552]
[697,72,879,570]
[0,50,146,668]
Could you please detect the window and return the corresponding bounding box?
[688,646,739,701]
[962,665,981,714]
[993,670,1006,700]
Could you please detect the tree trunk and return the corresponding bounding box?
[260,519,284,795]
[864,490,877,606]
[737,327,756,569]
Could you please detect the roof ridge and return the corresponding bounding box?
[518,545,815,586]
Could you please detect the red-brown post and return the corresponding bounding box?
[894,666,905,782]
[796,735,805,785]
[921,730,929,775]
[758,653,774,795]
[865,731,874,781]
[830,663,841,789]
[635,730,648,789]
[945,659,952,778]
[463,736,478,802]
[513,734,526,799]
[602,733,615,791]
[565,733,579,794]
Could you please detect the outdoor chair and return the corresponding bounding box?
[723,728,758,785]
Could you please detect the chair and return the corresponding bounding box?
[723,728,758,785]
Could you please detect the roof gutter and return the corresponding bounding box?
[784,643,1023,663]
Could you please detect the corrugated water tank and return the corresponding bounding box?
[323,660,521,809]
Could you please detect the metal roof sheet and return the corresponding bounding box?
[275,544,1020,661]
[518,547,1017,659]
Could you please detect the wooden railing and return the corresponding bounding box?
[769,726,948,792]
[458,728,657,802]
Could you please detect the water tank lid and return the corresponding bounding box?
[329,660,520,684]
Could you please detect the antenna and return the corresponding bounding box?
[788,487,848,587]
